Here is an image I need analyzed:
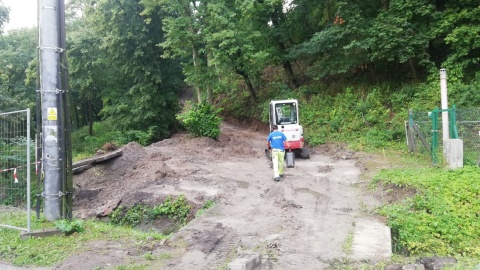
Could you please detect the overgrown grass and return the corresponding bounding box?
[372,166,480,257]
[0,212,167,267]
[71,120,122,161]
[71,118,168,162]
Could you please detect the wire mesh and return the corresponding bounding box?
[408,107,480,166]
[456,108,480,166]
[0,109,32,232]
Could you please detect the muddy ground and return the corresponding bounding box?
[38,121,398,269]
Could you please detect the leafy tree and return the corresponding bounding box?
[287,1,372,81]
[201,0,272,102]
[143,0,207,103]
[145,0,275,104]
[437,0,480,81]
[0,28,37,112]
[67,0,184,142]
[366,0,436,80]
[287,0,440,83]
[66,0,106,133]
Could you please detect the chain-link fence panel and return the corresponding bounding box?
[407,107,479,166]
[456,108,480,166]
[0,109,32,232]
[407,109,444,165]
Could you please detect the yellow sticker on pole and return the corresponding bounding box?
[47,108,57,121]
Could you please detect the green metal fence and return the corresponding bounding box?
[407,106,480,166]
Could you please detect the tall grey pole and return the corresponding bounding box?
[39,0,62,221]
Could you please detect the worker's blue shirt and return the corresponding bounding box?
[268,130,287,150]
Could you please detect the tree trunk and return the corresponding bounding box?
[206,50,213,105]
[235,68,257,102]
[408,57,417,80]
[368,63,377,84]
[192,45,202,103]
[74,103,80,129]
[88,100,93,136]
[270,6,299,89]
[283,60,299,89]
[207,86,213,105]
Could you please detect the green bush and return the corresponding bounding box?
[114,128,156,146]
[150,195,191,224]
[109,205,149,227]
[55,219,85,235]
[176,101,222,139]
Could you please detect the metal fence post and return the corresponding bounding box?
[407,110,416,152]
[449,105,458,139]
[430,108,439,165]
[26,108,31,233]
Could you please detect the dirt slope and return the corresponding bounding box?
[59,121,384,270]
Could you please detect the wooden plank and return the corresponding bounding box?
[405,121,416,152]
[72,149,123,171]
[72,164,92,175]
[92,149,123,164]
[72,159,93,169]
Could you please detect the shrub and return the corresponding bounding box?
[55,219,85,235]
[150,195,191,224]
[176,101,222,139]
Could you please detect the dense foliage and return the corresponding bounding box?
[0,28,37,113]
[65,0,184,143]
[176,101,222,139]
[373,166,480,256]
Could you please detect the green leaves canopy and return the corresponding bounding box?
[67,0,184,141]
[0,28,37,112]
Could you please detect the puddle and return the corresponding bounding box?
[236,180,249,189]
[295,188,321,198]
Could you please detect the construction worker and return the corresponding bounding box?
[267,125,290,182]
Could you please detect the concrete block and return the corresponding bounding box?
[20,228,63,239]
[227,254,262,270]
[444,139,463,169]
[351,218,392,261]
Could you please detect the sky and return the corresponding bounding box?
[2,0,38,31]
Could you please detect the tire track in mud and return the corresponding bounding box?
[169,123,365,269]
[265,153,363,269]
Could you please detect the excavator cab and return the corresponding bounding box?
[268,99,309,159]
